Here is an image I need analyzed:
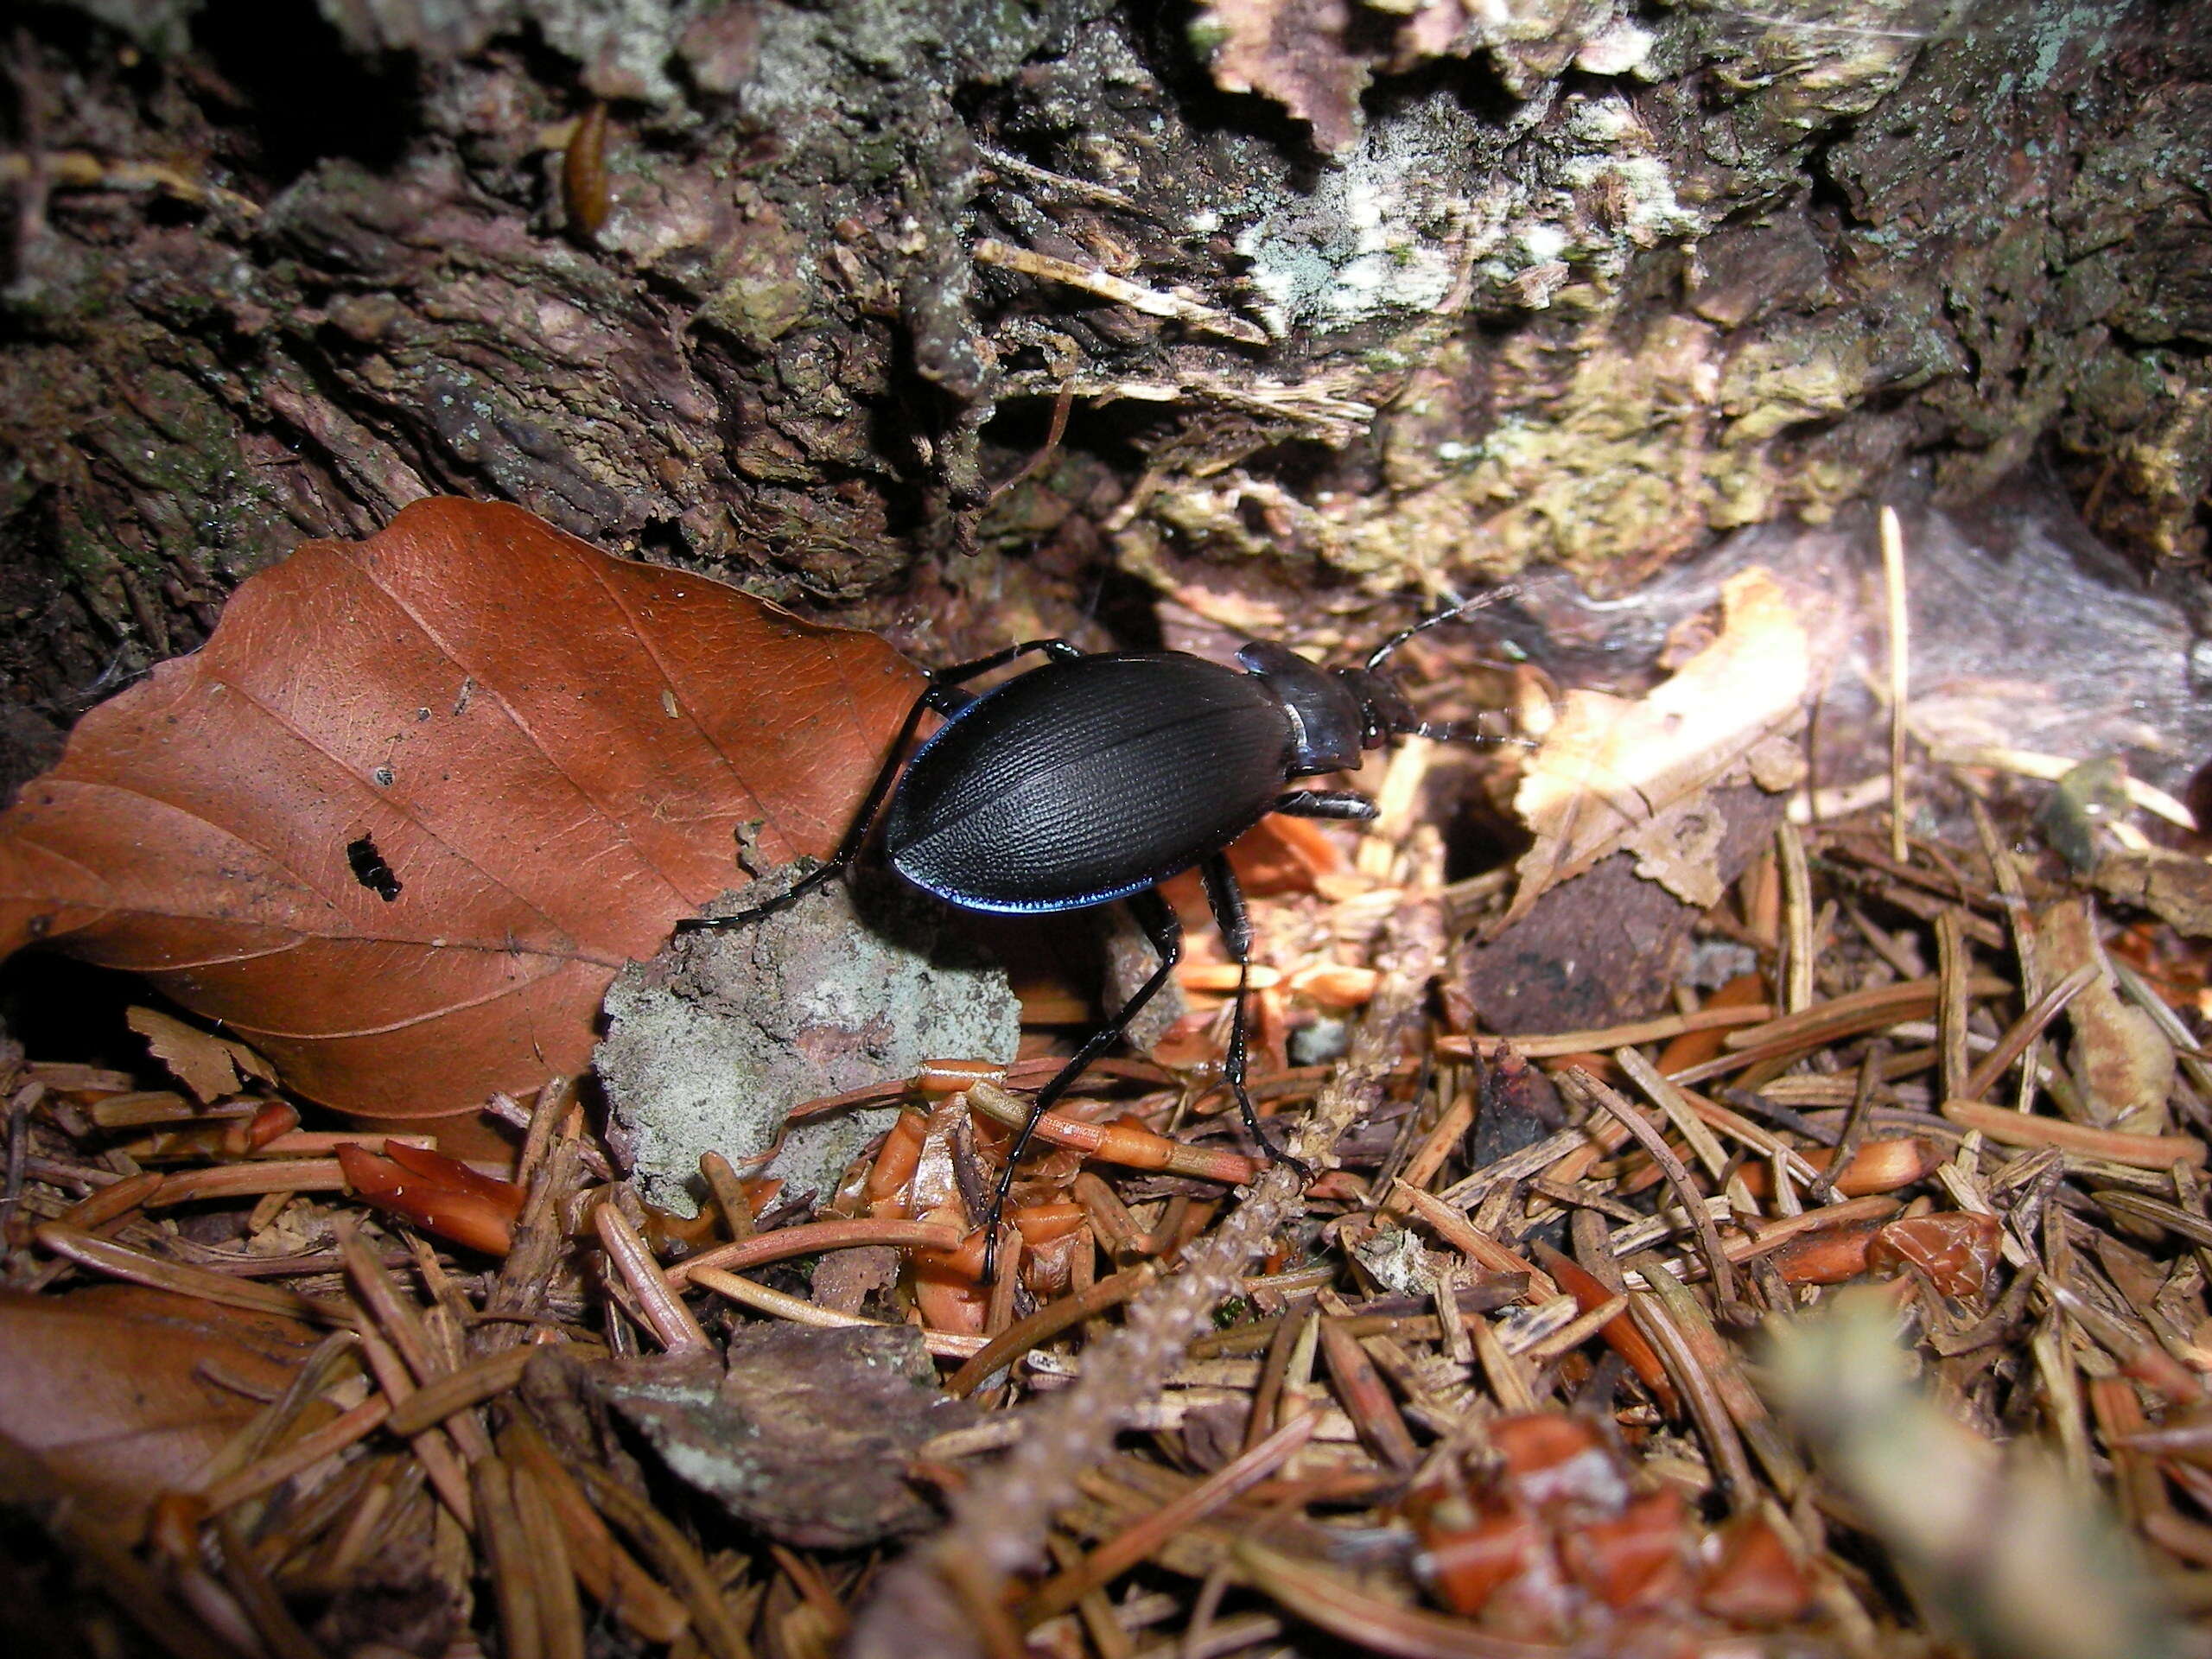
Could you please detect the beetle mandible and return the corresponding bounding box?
[680,588,1523,1280]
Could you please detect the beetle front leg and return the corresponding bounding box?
[1199,854,1310,1180]
[981,884,1184,1284]
[1270,788,1377,821]
[678,638,1085,934]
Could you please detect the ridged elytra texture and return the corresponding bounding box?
[885,653,1297,912]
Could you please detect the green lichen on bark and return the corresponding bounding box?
[1114,0,2209,602]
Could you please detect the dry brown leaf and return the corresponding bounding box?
[1503,567,1809,926]
[2036,897,2176,1133]
[1197,0,1371,155]
[0,499,919,1123]
[126,1005,276,1104]
[0,1285,317,1535]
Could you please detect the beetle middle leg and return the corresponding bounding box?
[981,884,1184,1282]
[679,637,1085,932]
[1197,853,1309,1179]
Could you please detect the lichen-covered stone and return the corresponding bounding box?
[593,1323,976,1548]
[596,868,1020,1214]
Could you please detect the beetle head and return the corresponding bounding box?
[1335,665,1425,749]
[1238,643,1467,772]
[1243,584,1529,775]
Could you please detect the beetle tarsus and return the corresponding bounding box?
[1251,1126,1312,1183]
[1224,1064,1311,1181]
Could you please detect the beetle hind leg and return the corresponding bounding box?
[980,885,1185,1283]
[677,637,1085,935]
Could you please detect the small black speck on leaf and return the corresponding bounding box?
[347,835,402,901]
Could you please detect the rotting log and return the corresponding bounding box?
[2,0,2206,799]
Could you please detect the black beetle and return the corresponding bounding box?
[681,590,1521,1277]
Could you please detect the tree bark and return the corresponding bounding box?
[3,0,2207,798]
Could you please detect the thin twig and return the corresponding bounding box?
[949,1263,1159,1396]
[668,1217,964,1287]
[1019,1413,1317,1624]
[1880,504,1910,863]
[1956,963,2097,1105]
[1433,1003,1773,1061]
[1560,1071,1740,1314]
[571,1463,755,1659]
[35,1224,349,1324]
[196,1395,393,1515]
[972,238,1267,345]
[691,1264,985,1358]
[593,1203,709,1354]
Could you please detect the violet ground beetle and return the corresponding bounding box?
[680,588,1524,1281]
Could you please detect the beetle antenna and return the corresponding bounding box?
[1410,717,1537,749]
[1364,582,1523,672]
